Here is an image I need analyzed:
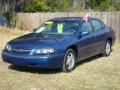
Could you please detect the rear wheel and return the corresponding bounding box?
[62,49,76,72]
[103,40,111,56]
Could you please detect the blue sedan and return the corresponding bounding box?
[2,17,115,72]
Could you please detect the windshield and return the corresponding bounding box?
[34,21,79,36]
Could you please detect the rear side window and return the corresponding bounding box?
[91,19,104,32]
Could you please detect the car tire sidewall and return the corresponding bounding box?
[103,40,111,57]
[62,49,76,72]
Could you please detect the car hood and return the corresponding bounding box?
[8,33,71,49]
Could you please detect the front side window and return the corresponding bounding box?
[91,20,104,32]
[34,21,79,36]
[81,21,93,33]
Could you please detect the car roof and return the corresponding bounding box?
[49,17,95,22]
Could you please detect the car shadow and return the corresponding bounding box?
[76,54,103,67]
[77,48,114,67]
[8,65,62,74]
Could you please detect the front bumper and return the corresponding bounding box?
[2,51,65,69]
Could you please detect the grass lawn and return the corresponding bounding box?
[0,27,120,90]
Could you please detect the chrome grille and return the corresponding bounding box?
[11,48,31,54]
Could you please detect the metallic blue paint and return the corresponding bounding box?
[2,17,115,69]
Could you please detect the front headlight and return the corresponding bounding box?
[34,48,55,54]
[5,44,11,51]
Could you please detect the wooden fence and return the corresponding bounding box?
[16,12,120,41]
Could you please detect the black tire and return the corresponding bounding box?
[103,40,112,57]
[62,49,76,72]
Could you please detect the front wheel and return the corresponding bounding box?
[62,49,76,72]
[103,40,112,57]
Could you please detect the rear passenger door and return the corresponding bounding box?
[90,19,107,54]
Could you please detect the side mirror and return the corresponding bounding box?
[80,30,90,36]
